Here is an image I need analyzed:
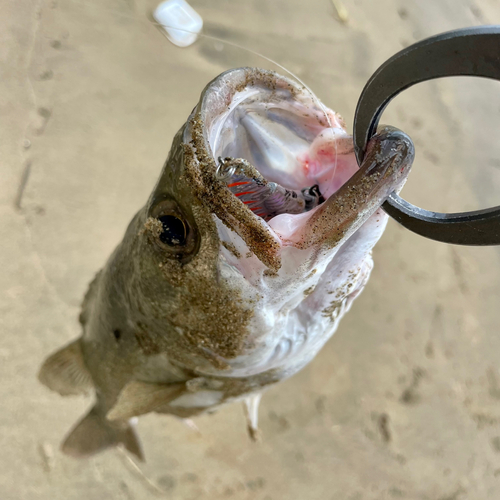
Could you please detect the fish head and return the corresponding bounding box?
[135,68,414,376]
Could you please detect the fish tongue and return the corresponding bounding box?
[280,126,415,250]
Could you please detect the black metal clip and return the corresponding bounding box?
[354,25,500,245]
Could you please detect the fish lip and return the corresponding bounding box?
[182,68,313,272]
[276,125,415,250]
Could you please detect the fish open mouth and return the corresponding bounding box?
[208,79,356,222]
[183,68,413,271]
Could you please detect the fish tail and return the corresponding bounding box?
[61,405,144,461]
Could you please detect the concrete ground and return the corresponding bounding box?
[2,0,500,498]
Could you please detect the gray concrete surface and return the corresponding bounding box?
[2,0,500,498]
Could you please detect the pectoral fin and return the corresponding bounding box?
[62,405,144,460]
[38,339,93,396]
[107,381,186,421]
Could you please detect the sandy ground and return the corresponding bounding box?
[2,0,500,498]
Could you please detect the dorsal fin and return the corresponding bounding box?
[38,339,93,396]
[107,381,185,421]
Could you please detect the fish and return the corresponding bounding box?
[38,67,414,459]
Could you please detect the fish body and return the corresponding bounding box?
[39,68,414,459]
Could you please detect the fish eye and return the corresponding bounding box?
[157,215,187,246]
[148,198,199,262]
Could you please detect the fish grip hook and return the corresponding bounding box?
[353,25,500,245]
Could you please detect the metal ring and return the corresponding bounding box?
[353,25,500,245]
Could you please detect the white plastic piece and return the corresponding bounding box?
[153,0,203,48]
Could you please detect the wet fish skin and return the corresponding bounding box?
[38,68,414,459]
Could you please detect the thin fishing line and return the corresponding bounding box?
[64,0,335,130]
[64,0,341,179]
